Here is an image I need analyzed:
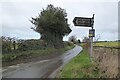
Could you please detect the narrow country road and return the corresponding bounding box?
[2,45,82,78]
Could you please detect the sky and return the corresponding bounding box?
[0,0,119,41]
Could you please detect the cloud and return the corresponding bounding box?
[1,1,118,41]
[1,2,43,39]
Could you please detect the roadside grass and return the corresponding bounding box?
[59,49,100,78]
[59,41,119,78]
[2,44,75,63]
[94,41,119,48]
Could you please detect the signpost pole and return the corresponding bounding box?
[90,14,95,62]
[90,28,93,62]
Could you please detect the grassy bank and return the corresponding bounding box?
[93,42,119,78]
[2,44,75,67]
[58,49,100,78]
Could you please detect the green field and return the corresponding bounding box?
[58,49,100,78]
[94,41,119,47]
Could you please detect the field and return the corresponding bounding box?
[94,41,119,48]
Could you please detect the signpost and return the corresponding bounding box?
[73,17,92,27]
[73,17,93,27]
[89,29,95,38]
[73,14,95,62]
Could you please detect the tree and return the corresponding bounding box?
[1,36,18,52]
[30,4,71,48]
[77,39,81,44]
[82,36,90,43]
[68,35,77,44]
[94,34,101,42]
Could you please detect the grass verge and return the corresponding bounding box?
[58,49,100,78]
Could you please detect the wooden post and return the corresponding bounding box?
[13,41,16,50]
[90,14,95,62]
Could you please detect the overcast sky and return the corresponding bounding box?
[0,0,119,41]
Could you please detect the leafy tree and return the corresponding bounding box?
[1,36,18,53]
[77,39,81,44]
[2,36,12,52]
[68,35,77,44]
[17,39,46,51]
[30,4,71,48]
[82,36,90,43]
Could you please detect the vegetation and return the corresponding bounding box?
[30,4,71,48]
[77,39,81,44]
[2,45,74,62]
[92,46,118,78]
[2,37,75,66]
[58,41,119,78]
[1,36,13,52]
[82,36,90,43]
[59,49,100,78]
[68,35,77,44]
[2,4,73,66]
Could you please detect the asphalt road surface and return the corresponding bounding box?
[2,45,82,78]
